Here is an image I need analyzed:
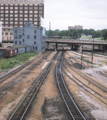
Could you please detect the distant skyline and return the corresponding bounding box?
[44,0,107,30]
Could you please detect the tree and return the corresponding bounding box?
[102,29,107,41]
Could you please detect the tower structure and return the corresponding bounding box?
[0,0,44,40]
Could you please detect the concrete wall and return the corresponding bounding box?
[0,50,4,57]
[26,46,32,52]
[17,47,25,54]
[0,22,2,43]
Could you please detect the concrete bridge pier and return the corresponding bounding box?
[55,43,58,50]
[71,44,79,51]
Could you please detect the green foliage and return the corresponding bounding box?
[46,28,107,40]
[86,59,90,63]
[102,29,107,40]
[0,52,38,71]
[0,43,2,47]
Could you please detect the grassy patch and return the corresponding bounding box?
[0,52,38,72]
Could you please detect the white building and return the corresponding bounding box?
[0,21,2,43]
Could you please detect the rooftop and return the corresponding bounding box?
[0,0,44,5]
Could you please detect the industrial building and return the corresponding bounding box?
[68,25,83,30]
[13,22,46,53]
[0,0,44,41]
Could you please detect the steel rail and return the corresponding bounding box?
[0,52,47,83]
[64,59,107,93]
[9,51,59,120]
[0,52,52,99]
[55,52,86,120]
[66,52,93,69]
[63,66,107,105]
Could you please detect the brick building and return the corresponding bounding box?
[0,0,44,41]
[0,21,2,43]
[68,25,83,30]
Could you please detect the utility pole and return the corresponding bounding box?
[91,36,94,63]
[81,45,83,69]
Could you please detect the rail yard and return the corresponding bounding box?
[0,50,107,120]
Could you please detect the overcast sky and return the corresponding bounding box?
[44,0,107,30]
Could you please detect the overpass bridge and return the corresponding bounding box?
[2,39,107,52]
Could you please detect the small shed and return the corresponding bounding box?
[14,45,32,54]
[0,47,7,57]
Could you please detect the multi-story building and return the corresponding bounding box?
[68,25,83,30]
[0,0,44,41]
[0,21,2,43]
[14,22,46,53]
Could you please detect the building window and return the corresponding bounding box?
[34,14,37,17]
[34,42,36,44]
[39,7,43,10]
[19,41,21,44]
[24,18,28,21]
[28,35,29,39]
[10,11,13,13]
[19,35,22,39]
[24,14,28,17]
[29,14,33,17]
[34,11,37,13]
[34,7,38,9]
[34,35,36,39]
[39,11,43,14]
[20,7,23,9]
[34,30,36,34]
[10,7,13,9]
[15,18,18,20]
[15,30,17,33]
[10,14,13,17]
[24,11,28,13]
[10,33,13,35]
[23,33,24,36]
[29,18,32,21]
[15,41,17,44]
[23,39,24,42]
[15,11,18,13]
[34,18,37,21]
[20,11,23,13]
[1,10,4,13]
[15,14,18,17]
[5,18,9,20]
[36,47,37,50]
[10,18,13,20]
[19,30,21,33]
[20,14,23,17]
[29,11,33,13]
[20,18,23,20]
[5,33,8,35]
[5,14,8,17]
[14,35,17,39]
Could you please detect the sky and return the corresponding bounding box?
[44,0,107,30]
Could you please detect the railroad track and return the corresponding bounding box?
[96,71,107,77]
[0,52,52,99]
[55,52,86,120]
[0,51,49,83]
[9,51,59,120]
[64,59,107,106]
[64,59,107,93]
[66,52,93,69]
